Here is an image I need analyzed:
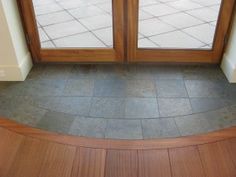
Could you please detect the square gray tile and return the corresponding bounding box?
[94,79,126,97]
[131,65,155,80]
[183,66,226,80]
[32,96,60,112]
[69,65,97,80]
[0,82,27,96]
[190,98,227,113]
[37,111,76,133]
[125,98,159,119]
[126,80,156,97]
[142,118,180,138]
[175,108,236,136]
[56,97,91,116]
[69,117,106,138]
[95,65,130,80]
[153,66,183,80]
[89,97,125,118]
[105,119,143,139]
[41,65,73,80]
[185,80,226,97]
[156,79,188,98]
[24,80,66,96]
[158,98,192,117]
[63,79,94,96]
[27,65,45,80]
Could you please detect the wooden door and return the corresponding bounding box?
[18,0,235,64]
[127,0,235,63]
[17,0,125,63]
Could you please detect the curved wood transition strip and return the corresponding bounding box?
[0,117,236,177]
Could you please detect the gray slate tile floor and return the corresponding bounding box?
[0,64,236,139]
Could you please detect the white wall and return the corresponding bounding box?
[0,0,32,81]
[221,12,236,83]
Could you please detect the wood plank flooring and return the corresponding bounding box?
[0,118,236,177]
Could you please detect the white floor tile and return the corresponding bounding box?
[38,28,50,42]
[53,32,106,48]
[41,41,55,48]
[79,14,112,30]
[149,30,204,48]
[37,11,73,26]
[34,3,63,15]
[139,18,176,37]
[183,23,216,44]
[186,7,219,22]
[160,12,204,29]
[142,4,179,17]
[69,5,105,19]
[43,20,88,39]
[138,38,159,48]
[139,10,153,20]
[93,27,113,46]
[191,0,221,6]
[167,0,203,11]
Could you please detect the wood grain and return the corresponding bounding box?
[198,141,236,177]
[6,137,48,177]
[169,146,206,177]
[38,142,76,177]
[105,150,138,177]
[227,138,236,167]
[138,149,172,177]
[74,147,106,177]
[0,128,24,177]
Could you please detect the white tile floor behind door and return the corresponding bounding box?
[33,0,222,49]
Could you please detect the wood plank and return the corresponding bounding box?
[138,149,171,177]
[72,147,106,177]
[0,128,24,177]
[227,138,236,167]
[105,150,138,177]
[198,141,236,177]
[169,146,206,177]
[6,137,48,177]
[38,142,76,177]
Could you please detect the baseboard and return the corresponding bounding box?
[221,55,236,83]
[0,52,32,81]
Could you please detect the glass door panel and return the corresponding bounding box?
[138,0,222,50]
[33,0,113,49]
[127,0,235,63]
[18,0,124,62]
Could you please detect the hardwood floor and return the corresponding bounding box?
[0,118,236,177]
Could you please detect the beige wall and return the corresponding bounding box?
[221,12,236,83]
[0,0,32,81]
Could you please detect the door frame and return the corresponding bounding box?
[17,0,235,64]
[127,0,236,63]
[17,0,125,63]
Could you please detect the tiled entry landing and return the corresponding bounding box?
[0,65,236,139]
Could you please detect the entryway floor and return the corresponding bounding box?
[0,65,236,139]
